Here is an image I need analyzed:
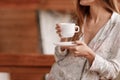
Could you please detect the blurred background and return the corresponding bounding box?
[0,0,76,54]
[0,0,119,80]
[0,0,76,80]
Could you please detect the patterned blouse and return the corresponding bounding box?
[46,12,120,80]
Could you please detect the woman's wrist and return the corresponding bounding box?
[85,50,95,65]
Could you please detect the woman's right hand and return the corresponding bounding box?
[55,24,68,42]
[56,24,62,38]
[55,24,69,51]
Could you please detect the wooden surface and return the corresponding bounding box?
[0,10,40,54]
[0,0,75,11]
[0,54,55,80]
[0,0,40,10]
[0,54,54,66]
[39,0,75,11]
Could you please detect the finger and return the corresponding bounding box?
[56,24,61,30]
[74,51,84,57]
[59,34,62,37]
[55,26,60,29]
[73,51,80,57]
[56,27,61,31]
[74,51,79,54]
[56,24,60,27]
[56,30,61,34]
[56,24,61,29]
[74,41,86,45]
[67,46,77,51]
[56,31,62,38]
[74,41,83,44]
[60,46,76,51]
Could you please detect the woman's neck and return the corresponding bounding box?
[89,5,112,23]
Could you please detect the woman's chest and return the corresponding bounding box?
[89,36,114,59]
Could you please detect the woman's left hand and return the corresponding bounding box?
[64,41,95,65]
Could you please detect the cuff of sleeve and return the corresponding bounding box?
[55,46,67,56]
[89,54,105,72]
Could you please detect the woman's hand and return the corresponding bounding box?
[55,24,68,42]
[56,24,62,38]
[55,24,68,51]
[64,41,95,65]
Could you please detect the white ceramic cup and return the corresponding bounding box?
[0,72,10,80]
[58,23,80,38]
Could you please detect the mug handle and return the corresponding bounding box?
[75,26,80,33]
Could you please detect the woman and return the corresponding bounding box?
[118,0,120,11]
[46,0,120,80]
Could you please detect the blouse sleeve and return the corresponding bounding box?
[54,46,68,62]
[89,31,120,79]
[90,54,120,79]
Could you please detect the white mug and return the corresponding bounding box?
[0,72,10,80]
[58,23,80,38]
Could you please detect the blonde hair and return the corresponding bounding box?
[71,0,119,41]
